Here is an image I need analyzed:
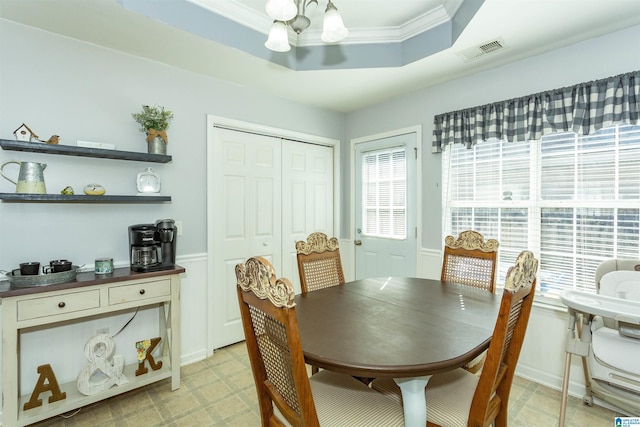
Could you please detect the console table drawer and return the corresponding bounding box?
[109,279,171,305]
[17,290,101,321]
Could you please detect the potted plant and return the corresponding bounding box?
[132,105,174,154]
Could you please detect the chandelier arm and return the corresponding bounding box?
[287,0,317,34]
[301,0,318,15]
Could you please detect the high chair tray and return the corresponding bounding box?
[560,289,640,324]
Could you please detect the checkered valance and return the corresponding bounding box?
[432,70,640,153]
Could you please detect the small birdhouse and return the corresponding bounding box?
[13,123,39,142]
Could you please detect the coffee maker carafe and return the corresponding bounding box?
[128,219,177,272]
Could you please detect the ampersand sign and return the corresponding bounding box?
[77,334,128,395]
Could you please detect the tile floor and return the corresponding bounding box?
[29,341,623,426]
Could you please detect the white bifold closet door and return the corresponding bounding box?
[211,127,334,350]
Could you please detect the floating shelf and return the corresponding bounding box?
[0,139,172,163]
[0,193,171,203]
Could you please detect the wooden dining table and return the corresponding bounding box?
[294,276,501,427]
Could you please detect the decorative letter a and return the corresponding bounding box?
[23,364,66,411]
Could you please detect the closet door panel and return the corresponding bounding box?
[212,129,282,349]
[281,140,334,294]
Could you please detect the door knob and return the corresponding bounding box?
[354,240,362,246]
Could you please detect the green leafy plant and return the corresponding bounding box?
[132,105,174,132]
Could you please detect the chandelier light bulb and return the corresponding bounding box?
[321,1,348,43]
[265,0,297,21]
[264,0,349,49]
[265,21,291,52]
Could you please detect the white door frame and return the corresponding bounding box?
[206,115,341,355]
[350,125,422,277]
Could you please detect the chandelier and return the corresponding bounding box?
[264,0,349,52]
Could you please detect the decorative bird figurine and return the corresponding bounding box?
[41,135,60,144]
[60,186,74,195]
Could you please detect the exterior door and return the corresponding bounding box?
[354,133,417,279]
[211,128,282,350]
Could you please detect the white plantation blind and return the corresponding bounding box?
[443,124,640,297]
[362,147,407,239]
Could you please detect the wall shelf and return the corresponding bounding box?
[0,139,172,163]
[1,138,173,203]
[0,193,171,203]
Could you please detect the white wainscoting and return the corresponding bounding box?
[5,250,587,410]
[186,248,592,402]
[0,252,608,425]
[174,254,209,366]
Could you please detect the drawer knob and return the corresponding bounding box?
[139,289,146,295]
[58,302,66,308]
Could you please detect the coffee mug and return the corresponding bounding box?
[19,262,40,275]
[43,259,72,274]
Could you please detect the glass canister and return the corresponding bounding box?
[137,167,161,194]
[95,258,114,274]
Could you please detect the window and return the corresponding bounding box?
[442,124,640,298]
[362,147,407,239]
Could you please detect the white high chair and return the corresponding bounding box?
[558,259,640,426]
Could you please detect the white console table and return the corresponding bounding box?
[0,266,185,427]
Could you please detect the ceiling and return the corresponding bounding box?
[3,0,640,113]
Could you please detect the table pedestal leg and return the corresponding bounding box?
[394,376,432,427]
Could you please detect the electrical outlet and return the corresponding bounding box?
[175,220,183,236]
[97,327,110,336]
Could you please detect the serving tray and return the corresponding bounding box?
[2,265,81,288]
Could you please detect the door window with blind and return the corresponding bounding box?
[362,147,407,239]
[442,124,640,299]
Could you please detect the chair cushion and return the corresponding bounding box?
[309,370,405,426]
[371,369,478,427]
[592,323,640,376]
[597,271,640,328]
[591,270,640,375]
[600,271,640,300]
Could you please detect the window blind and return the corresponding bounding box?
[443,124,640,297]
[362,147,407,239]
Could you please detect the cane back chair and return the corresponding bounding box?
[295,232,345,294]
[441,230,500,293]
[235,256,405,427]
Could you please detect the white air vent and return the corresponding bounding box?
[457,38,507,62]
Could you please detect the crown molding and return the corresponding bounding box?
[192,0,462,47]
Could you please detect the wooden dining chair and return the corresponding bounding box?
[442,230,500,372]
[441,230,499,293]
[235,256,405,427]
[295,232,345,375]
[296,232,345,294]
[372,250,538,427]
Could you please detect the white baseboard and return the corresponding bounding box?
[180,349,209,366]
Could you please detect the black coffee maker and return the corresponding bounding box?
[128,219,177,272]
